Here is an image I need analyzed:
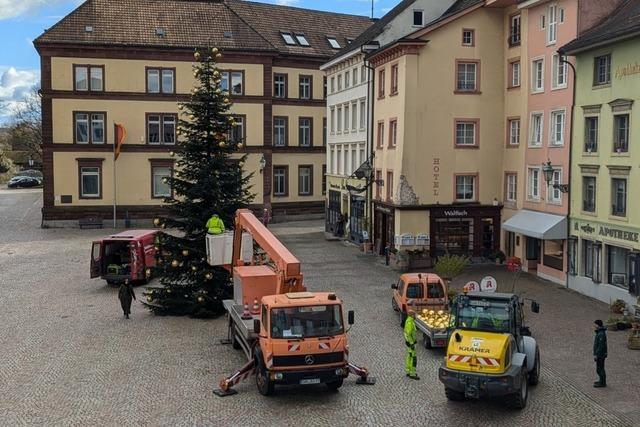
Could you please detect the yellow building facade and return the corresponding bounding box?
[35,0,370,224]
[370,3,509,261]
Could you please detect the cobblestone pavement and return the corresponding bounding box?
[0,190,638,426]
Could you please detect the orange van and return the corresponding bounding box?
[391,273,448,325]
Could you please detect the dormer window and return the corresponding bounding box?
[295,34,309,46]
[155,28,166,37]
[327,37,341,49]
[413,10,424,27]
[281,32,296,45]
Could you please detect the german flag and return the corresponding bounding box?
[114,123,126,161]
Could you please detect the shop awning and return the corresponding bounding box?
[503,210,567,240]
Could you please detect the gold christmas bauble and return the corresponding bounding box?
[166,289,171,294]
[153,218,161,226]
[171,260,179,268]
[178,104,183,110]
[162,177,168,183]
[194,51,201,60]
[212,47,219,54]
[189,114,194,120]
[213,70,220,77]
[191,266,197,272]
[145,268,152,278]
[237,143,244,149]
[238,161,244,167]
[215,53,222,59]
[197,296,205,303]
[147,295,153,302]
[205,272,213,280]
[219,141,226,148]
[223,98,230,104]
[169,151,175,157]
[182,249,189,256]
[216,89,221,94]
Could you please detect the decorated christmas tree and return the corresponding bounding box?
[144,48,253,317]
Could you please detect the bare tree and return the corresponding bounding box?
[7,88,42,163]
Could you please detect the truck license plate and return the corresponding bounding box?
[300,378,321,385]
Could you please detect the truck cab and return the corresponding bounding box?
[250,292,353,395]
[439,292,540,409]
[90,230,158,285]
[391,273,448,325]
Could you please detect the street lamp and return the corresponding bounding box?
[542,159,569,193]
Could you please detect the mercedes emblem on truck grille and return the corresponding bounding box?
[304,355,314,365]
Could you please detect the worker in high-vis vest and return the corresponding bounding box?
[206,214,225,235]
[404,309,419,380]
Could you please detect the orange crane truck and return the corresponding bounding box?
[211,209,374,396]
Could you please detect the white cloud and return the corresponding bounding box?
[274,0,299,6]
[0,67,39,124]
[0,0,65,20]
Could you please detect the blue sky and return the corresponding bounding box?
[0,0,397,124]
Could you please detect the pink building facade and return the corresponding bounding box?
[503,0,625,285]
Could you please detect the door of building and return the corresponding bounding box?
[327,190,341,233]
[481,218,494,259]
[349,196,365,243]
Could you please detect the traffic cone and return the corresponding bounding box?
[251,298,260,315]
[241,302,252,319]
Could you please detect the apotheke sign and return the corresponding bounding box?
[574,221,639,243]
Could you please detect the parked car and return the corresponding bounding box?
[7,176,41,188]
[19,169,43,179]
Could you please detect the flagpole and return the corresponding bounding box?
[113,122,117,228]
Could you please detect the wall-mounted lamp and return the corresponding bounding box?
[259,154,267,174]
[542,159,569,193]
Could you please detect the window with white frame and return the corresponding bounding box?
[345,70,350,89]
[80,166,101,198]
[351,145,357,175]
[359,144,365,167]
[330,76,335,93]
[329,146,335,174]
[511,61,521,87]
[299,118,311,147]
[337,145,342,175]
[455,175,476,201]
[337,106,342,132]
[337,74,342,91]
[359,100,366,129]
[530,113,543,146]
[528,167,541,200]
[509,119,520,146]
[351,102,357,131]
[509,14,521,46]
[75,112,105,144]
[456,62,478,92]
[506,174,517,202]
[274,117,287,147]
[582,176,596,212]
[550,110,565,146]
[147,114,175,144]
[413,10,424,26]
[152,166,172,198]
[455,121,477,146]
[612,178,627,217]
[550,168,562,203]
[614,114,630,153]
[274,74,287,98]
[330,108,335,133]
[361,65,366,83]
[594,54,611,86]
[532,59,544,92]
[584,116,598,152]
[273,166,287,196]
[299,75,311,99]
[552,54,567,88]
[344,104,350,132]
[298,166,312,195]
[352,68,358,86]
[547,5,557,44]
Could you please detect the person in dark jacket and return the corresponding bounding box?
[118,279,136,319]
[593,319,608,387]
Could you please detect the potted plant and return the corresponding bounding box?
[494,250,506,265]
[435,254,470,284]
[605,317,619,331]
[611,299,627,314]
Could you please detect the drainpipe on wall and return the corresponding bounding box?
[561,53,577,289]
[364,58,376,244]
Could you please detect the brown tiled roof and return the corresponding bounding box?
[34,0,372,59]
[560,0,640,54]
